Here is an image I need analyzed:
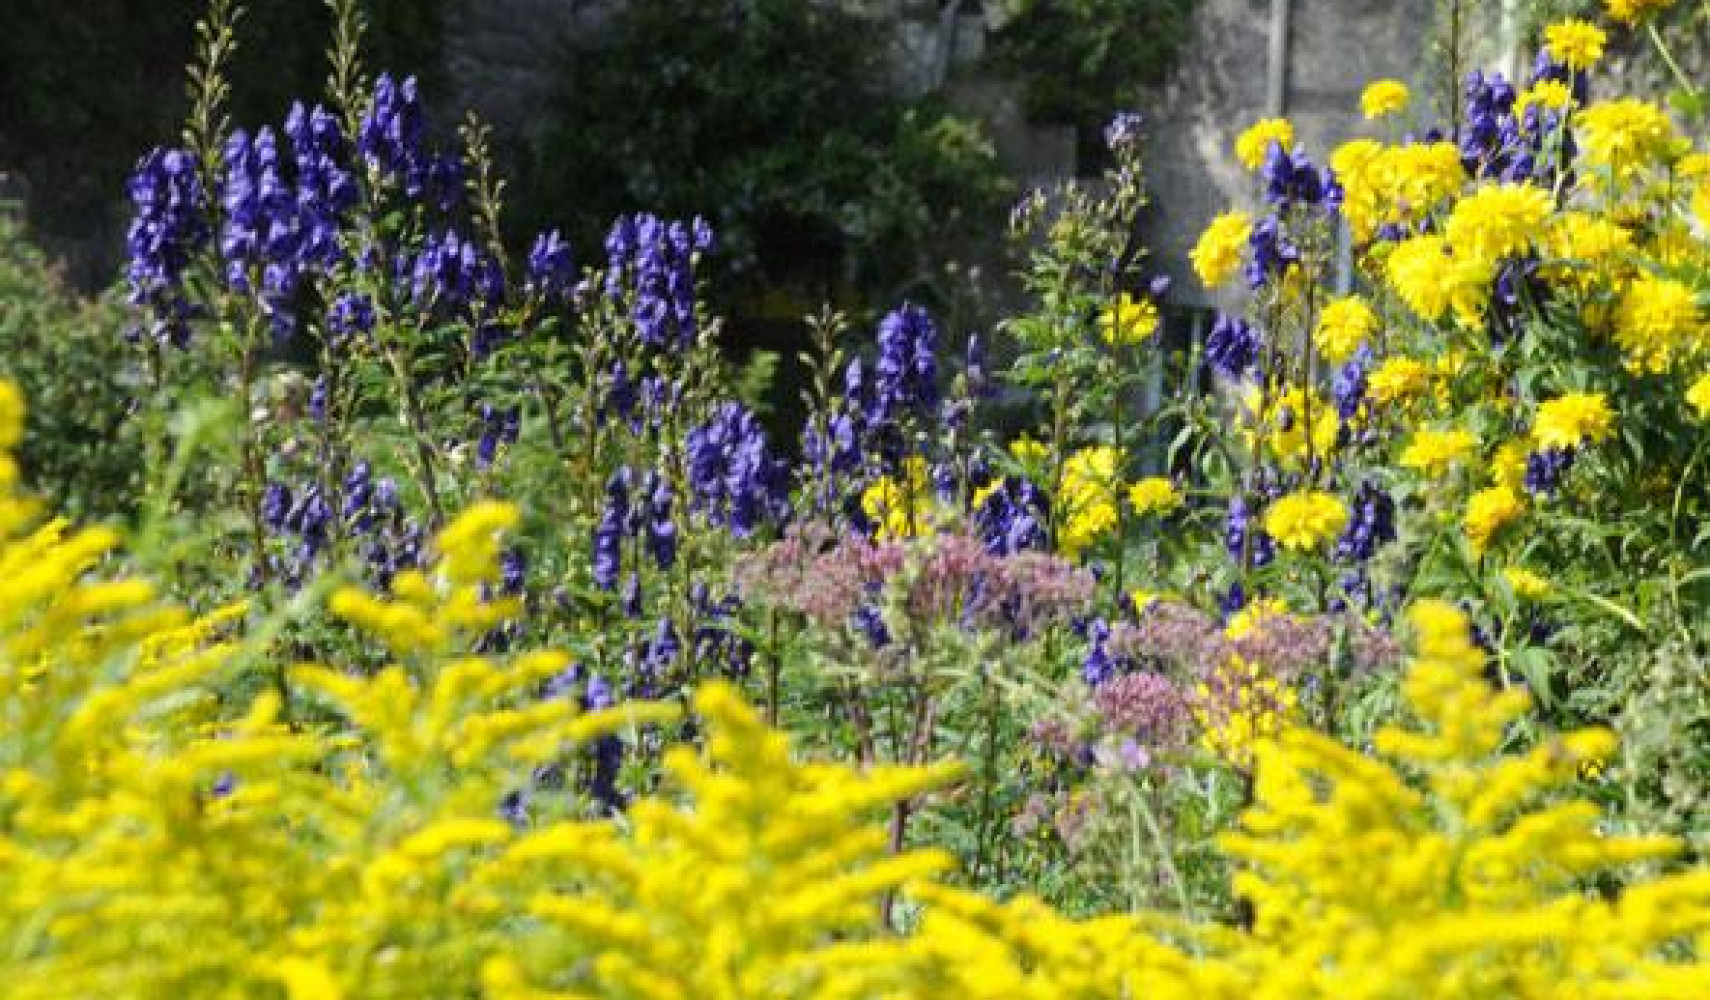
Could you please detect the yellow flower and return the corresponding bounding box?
[1689,372,1710,420]
[1368,357,1433,406]
[1331,139,1389,240]
[1491,439,1532,490]
[1544,211,1633,292]
[1190,210,1251,289]
[1263,490,1349,551]
[1126,476,1182,516]
[1543,19,1606,71]
[1387,229,1499,325]
[1224,597,1287,641]
[1577,99,1681,178]
[1400,428,1480,476]
[1247,385,1339,468]
[0,380,21,450]
[1098,293,1160,347]
[1533,392,1615,450]
[1386,234,1453,321]
[1340,140,1467,243]
[1387,142,1467,213]
[1130,589,1160,613]
[1503,566,1551,599]
[1443,182,1553,267]
[1314,296,1380,363]
[1360,79,1409,119]
[1605,0,1678,23]
[1516,79,1576,119]
[1464,485,1525,555]
[1614,273,1705,374]
[861,455,935,540]
[1193,654,1297,769]
[1009,435,1048,468]
[1057,446,1122,559]
[1235,117,1294,170]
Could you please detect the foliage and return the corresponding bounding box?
[0,0,443,243]
[0,212,142,518]
[4,387,1710,995]
[513,0,1013,314]
[988,0,1196,155]
[2,0,1709,993]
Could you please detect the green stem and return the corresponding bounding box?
[386,344,446,526]
[1648,23,1701,103]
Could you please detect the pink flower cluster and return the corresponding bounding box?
[736,526,1095,636]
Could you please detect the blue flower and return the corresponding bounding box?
[1244,214,1299,289]
[1261,143,1340,211]
[604,213,708,351]
[262,481,292,531]
[359,73,424,179]
[691,584,752,677]
[1336,480,1396,562]
[284,102,356,271]
[602,360,638,430]
[1082,618,1118,687]
[1205,313,1261,379]
[326,291,375,344]
[973,476,1048,555]
[526,229,575,302]
[1333,345,1372,423]
[405,228,503,315]
[852,604,890,648]
[221,127,306,337]
[501,548,527,595]
[645,477,677,571]
[476,403,521,468]
[870,303,939,425]
[343,461,375,526]
[684,402,791,537]
[1524,446,1576,496]
[124,147,208,347]
[1225,495,1275,568]
[592,469,630,591]
[1105,111,1145,153]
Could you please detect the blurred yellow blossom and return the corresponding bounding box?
[1605,0,1679,23]
[1263,490,1349,551]
[1690,372,1710,419]
[1360,80,1409,119]
[1614,273,1704,373]
[1057,446,1122,559]
[1313,296,1379,363]
[1400,428,1479,476]
[1368,356,1432,405]
[1235,117,1294,169]
[1516,79,1575,119]
[1127,476,1182,516]
[1191,211,1251,288]
[1578,99,1682,179]
[1503,566,1551,598]
[1543,19,1606,70]
[862,455,936,540]
[1098,293,1160,347]
[1532,392,1615,450]
[1465,485,1525,555]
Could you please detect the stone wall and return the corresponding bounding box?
[438,0,1482,308]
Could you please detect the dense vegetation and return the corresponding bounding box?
[2,0,1709,996]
